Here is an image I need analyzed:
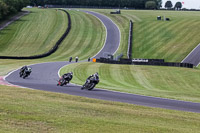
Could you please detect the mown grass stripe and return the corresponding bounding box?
[45,10,105,61]
[61,62,200,102]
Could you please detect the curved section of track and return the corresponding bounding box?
[81,10,120,58]
[182,43,200,66]
[5,11,200,113]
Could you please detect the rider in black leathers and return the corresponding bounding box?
[19,66,32,78]
[82,72,99,89]
[62,72,73,82]
[57,72,73,86]
[20,66,28,77]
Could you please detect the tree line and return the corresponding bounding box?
[0,0,30,20]
[165,1,182,10]
[30,0,162,9]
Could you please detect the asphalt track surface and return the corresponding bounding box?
[5,11,200,113]
[182,43,200,66]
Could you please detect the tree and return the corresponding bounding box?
[145,1,156,9]
[155,0,162,9]
[0,0,8,19]
[165,0,173,9]
[174,2,182,10]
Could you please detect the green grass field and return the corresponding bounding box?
[1,8,200,132]
[0,8,68,56]
[0,8,105,60]
[91,9,200,62]
[44,9,105,61]
[60,62,200,102]
[1,85,200,133]
[0,8,105,75]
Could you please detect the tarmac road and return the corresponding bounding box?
[182,43,200,66]
[5,11,200,113]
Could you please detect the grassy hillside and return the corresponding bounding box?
[0,8,68,56]
[0,8,105,75]
[44,9,105,61]
[60,62,200,102]
[1,8,200,132]
[0,85,199,133]
[92,9,200,62]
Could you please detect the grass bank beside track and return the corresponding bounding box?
[1,8,200,131]
[90,9,129,58]
[0,8,105,75]
[61,62,200,102]
[91,9,200,62]
[44,9,105,61]
[0,85,200,132]
[0,8,68,56]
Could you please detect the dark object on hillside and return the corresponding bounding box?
[88,57,90,62]
[166,18,170,21]
[75,57,78,62]
[69,57,72,62]
[96,57,193,69]
[110,9,121,14]
[157,16,162,20]
[128,20,133,59]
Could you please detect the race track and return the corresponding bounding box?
[182,43,200,66]
[5,11,200,113]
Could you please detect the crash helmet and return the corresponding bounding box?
[70,71,73,75]
[94,72,98,76]
[28,67,32,72]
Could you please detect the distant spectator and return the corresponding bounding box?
[88,57,90,62]
[75,57,78,62]
[69,57,72,62]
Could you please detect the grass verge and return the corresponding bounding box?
[0,85,200,132]
[91,9,200,62]
[0,8,68,56]
[60,62,200,102]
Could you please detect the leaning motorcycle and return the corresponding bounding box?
[81,77,99,90]
[22,70,31,79]
[57,77,70,86]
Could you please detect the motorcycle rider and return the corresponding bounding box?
[20,66,31,77]
[21,67,32,78]
[81,72,99,89]
[24,67,32,75]
[20,66,28,77]
[62,72,73,82]
[57,72,73,86]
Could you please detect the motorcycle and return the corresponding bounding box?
[21,70,31,79]
[57,77,70,86]
[81,77,99,90]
